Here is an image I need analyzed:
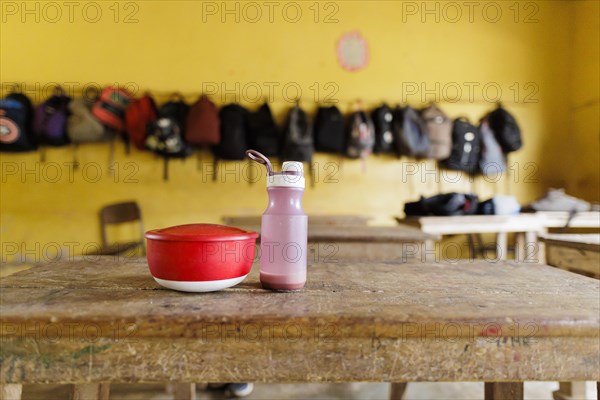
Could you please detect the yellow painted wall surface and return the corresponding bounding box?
[0,1,597,262]
[566,0,600,201]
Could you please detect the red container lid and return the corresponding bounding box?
[145,224,258,242]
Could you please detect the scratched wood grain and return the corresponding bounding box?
[0,257,598,384]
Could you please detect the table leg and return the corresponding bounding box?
[173,383,196,400]
[525,231,539,263]
[389,382,407,400]
[424,239,435,263]
[0,384,22,400]
[71,383,110,400]
[484,382,523,400]
[496,232,508,261]
[552,382,587,400]
[515,233,525,262]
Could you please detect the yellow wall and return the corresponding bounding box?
[0,1,597,262]
[565,0,600,201]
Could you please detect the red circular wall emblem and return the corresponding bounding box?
[336,31,370,72]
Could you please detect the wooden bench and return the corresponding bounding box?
[397,214,546,262]
[237,224,439,262]
[222,214,372,227]
[538,233,600,400]
[540,234,600,278]
[537,211,600,229]
[1,257,598,400]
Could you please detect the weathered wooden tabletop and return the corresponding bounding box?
[1,257,598,385]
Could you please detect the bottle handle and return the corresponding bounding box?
[246,149,274,176]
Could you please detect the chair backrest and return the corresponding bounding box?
[99,201,144,249]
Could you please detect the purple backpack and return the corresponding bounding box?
[33,93,71,146]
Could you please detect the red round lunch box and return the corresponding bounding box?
[145,224,258,292]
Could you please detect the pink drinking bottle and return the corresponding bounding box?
[247,150,308,290]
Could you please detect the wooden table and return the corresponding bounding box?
[540,234,600,278]
[222,214,372,227]
[536,211,600,229]
[238,224,438,262]
[397,214,546,262]
[1,257,599,400]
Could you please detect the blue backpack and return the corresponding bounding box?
[0,93,36,152]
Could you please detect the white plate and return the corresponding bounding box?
[153,274,248,292]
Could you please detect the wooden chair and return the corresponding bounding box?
[88,201,145,256]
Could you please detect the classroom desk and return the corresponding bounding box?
[237,224,439,262]
[1,258,598,400]
[540,234,600,277]
[536,211,600,229]
[396,214,546,262]
[222,214,372,227]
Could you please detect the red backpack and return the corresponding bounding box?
[185,95,220,146]
[92,86,134,132]
[126,95,157,150]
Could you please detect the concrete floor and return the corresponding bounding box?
[18,381,599,400]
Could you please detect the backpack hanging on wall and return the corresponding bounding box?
[125,94,157,150]
[421,104,452,160]
[281,104,313,162]
[281,104,314,187]
[145,118,190,158]
[92,86,134,132]
[392,106,429,158]
[185,95,220,146]
[488,105,522,153]
[145,101,192,181]
[346,110,375,159]
[93,86,134,153]
[247,102,280,156]
[67,87,108,144]
[159,94,190,132]
[0,92,36,152]
[371,104,394,154]
[33,89,71,147]
[440,118,481,174]
[145,100,191,158]
[314,105,345,154]
[214,104,249,160]
[479,117,506,176]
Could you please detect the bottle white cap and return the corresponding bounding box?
[267,162,305,188]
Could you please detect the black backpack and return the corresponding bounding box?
[441,118,481,174]
[371,104,394,154]
[145,101,191,159]
[392,106,429,158]
[346,111,375,159]
[0,92,36,152]
[281,105,313,162]
[159,97,190,135]
[247,102,279,156]
[214,104,249,160]
[314,106,345,153]
[404,193,480,216]
[488,106,522,153]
